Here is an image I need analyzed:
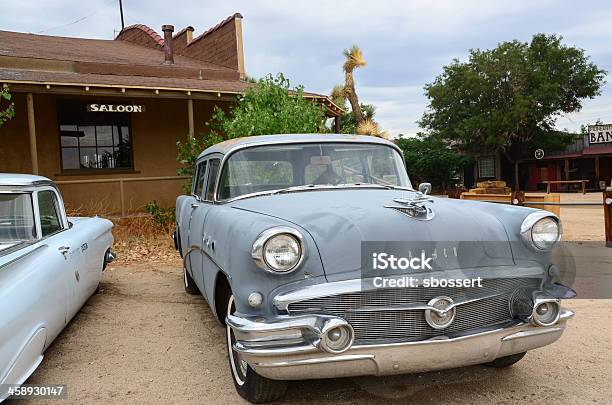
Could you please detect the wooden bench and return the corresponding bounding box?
[541,180,589,194]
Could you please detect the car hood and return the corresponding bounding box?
[231,189,515,280]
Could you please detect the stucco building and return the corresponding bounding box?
[0,13,342,214]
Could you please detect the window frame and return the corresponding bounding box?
[57,100,135,175]
[33,187,67,239]
[478,156,496,179]
[204,158,221,202]
[0,191,37,243]
[192,160,208,200]
[215,142,411,202]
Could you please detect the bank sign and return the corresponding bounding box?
[588,124,612,144]
[86,104,145,113]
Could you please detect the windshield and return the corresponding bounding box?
[217,142,411,200]
[0,193,36,251]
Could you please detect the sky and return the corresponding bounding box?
[2,0,612,137]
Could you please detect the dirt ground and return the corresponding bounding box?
[17,193,612,404]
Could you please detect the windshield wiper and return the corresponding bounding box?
[338,182,393,189]
[270,184,319,195]
[267,183,415,197]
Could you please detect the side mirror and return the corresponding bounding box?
[418,182,432,195]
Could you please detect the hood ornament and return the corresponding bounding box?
[385,192,435,221]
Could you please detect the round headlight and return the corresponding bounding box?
[531,217,560,250]
[521,212,561,251]
[263,234,301,272]
[252,227,306,273]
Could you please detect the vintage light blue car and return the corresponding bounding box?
[0,174,114,401]
[175,134,574,403]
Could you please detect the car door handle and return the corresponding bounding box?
[58,246,70,258]
[191,203,200,208]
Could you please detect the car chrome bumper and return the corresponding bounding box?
[226,308,574,380]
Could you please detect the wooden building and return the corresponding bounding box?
[0,13,342,214]
[467,129,612,192]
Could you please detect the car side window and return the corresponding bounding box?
[38,190,62,237]
[193,161,208,198]
[205,159,220,201]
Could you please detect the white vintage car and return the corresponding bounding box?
[0,174,114,401]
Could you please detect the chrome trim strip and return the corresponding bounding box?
[234,342,319,357]
[0,244,47,269]
[501,327,564,341]
[227,313,337,334]
[254,354,375,368]
[559,308,575,320]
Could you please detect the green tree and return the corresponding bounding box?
[420,34,606,157]
[396,135,471,191]
[214,73,327,138]
[0,84,15,127]
[176,73,327,191]
[176,132,223,193]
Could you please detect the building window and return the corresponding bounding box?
[58,101,133,172]
[478,156,496,178]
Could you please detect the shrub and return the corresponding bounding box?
[145,200,175,233]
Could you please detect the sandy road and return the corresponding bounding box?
[17,193,612,404]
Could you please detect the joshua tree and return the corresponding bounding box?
[331,47,388,138]
[342,46,366,125]
[357,119,388,139]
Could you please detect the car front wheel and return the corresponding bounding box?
[226,295,288,403]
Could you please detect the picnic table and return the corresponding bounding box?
[541,180,589,194]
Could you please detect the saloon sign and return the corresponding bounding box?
[588,124,612,145]
[87,104,145,113]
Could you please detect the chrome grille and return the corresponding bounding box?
[287,278,540,343]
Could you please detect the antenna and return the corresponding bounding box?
[119,0,125,30]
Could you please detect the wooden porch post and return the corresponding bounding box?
[334,116,341,133]
[564,158,570,181]
[187,98,194,138]
[495,152,502,180]
[26,93,39,174]
[514,161,519,191]
[604,191,612,247]
[595,156,600,189]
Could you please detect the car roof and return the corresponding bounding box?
[197,134,399,159]
[0,173,54,188]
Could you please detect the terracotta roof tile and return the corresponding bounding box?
[188,13,243,47]
[119,24,165,47]
[173,26,194,39]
